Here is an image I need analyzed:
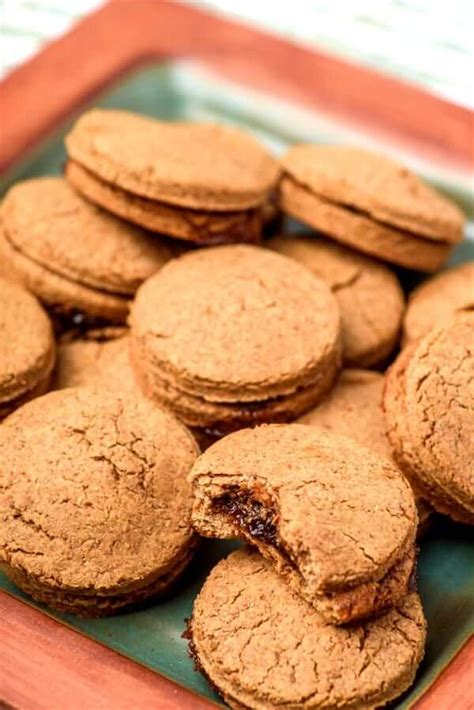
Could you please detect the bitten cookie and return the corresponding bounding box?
[0,388,199,616]
[268,234,404,367]
[189,424,417,624]
[0,277,55,420]
[403,261,474,344]
[189,549,426,710]
[65,110,280,245]
[0,177,171,333]
[384,315,474,524]
[53,332,136,393]
[130,245,342,436]
[280,145,465,271]
[299,369,432,530]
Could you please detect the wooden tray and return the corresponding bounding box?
[0,3,473,709]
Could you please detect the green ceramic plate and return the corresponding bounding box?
[1,63,473,709]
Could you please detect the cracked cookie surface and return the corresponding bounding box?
[0,387,199,613]
[268,235,404,366]
[190,548,426,710]
[384,315,474,523]
[189,424,417,622]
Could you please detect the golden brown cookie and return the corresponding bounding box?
[0,277,55,419]
[268,234,404,366]
[298,369,432,531]
[53,333,137,393]
[189,424,417,624]
[280,145,465,271]
[66,161,265,246]
[189,549,426,710]
[130,245,342,435]
[65,110,280,245]
[0,177,171,331]
[403,261,474,344]
[384,315,474,524]
[0,387,199,616]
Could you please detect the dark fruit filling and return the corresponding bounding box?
[212,487,278,546]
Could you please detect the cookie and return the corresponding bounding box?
[130,245,342,435]
[384,315,474,524]
[280,145,465,271]
[0,277,55,419]
[189,424,417,624]
[0,177,171,332]
[268,234,404,366]
[189,549,426,710]
[0,387,199,616]
[298,369,432,531]
[403,261,474,344]
[53,332,136,392]
[66,161,265,246]
[65,110,280,245]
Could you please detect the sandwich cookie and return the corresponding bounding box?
[268,234,404,367]
[130,245,342,437]
[298,369,432,531]
[403,261,474,344]
[280,145,465,271]
[384,315,474,524]
[189,549,426,710]
[189,424,417,624]
[53,331,136,393]
[0,388,199,616]
[0,177,172,333]
[65,110,280,245]
[0,277,55,419]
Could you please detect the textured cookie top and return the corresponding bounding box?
[404,262,474,344]
[192,549,426,710]
[268,234,404,366]
[189,424,416,590]
[0,277,55,403]
[385,315,474,513]
[281,145,464,243]
[299,370,391,460]
[0,388,198,591]
[1,177,171,295]
[54,335,136,392]
[66,110,280,210]
[130,245,341,402]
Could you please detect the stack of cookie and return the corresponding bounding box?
[1,106,473,708]
[187,424,427,708]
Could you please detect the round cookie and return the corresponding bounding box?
[66,161,264,246]
[190,549,426,710]
[189,424,417,624]
[0,388,199,616]
[0,177,172,330]
[130,245,342,433]
[298,369,432,531]
[268,234,404,366]
[403,261,474,344]
[54,333,136,393]
[66,110,280,210]
[384,315,474,524]
[0,277,55,419]
[280,145,465,271]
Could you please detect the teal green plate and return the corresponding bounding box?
[1,62,473,709]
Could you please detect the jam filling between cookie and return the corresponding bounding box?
[212,486,279,546]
